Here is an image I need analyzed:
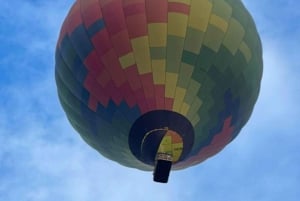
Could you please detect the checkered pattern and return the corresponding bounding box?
[55,0,263,171]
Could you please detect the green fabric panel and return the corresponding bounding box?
[55,72,83,116]
[197,75,215,99]
[186,98,202,118]
[184,27,205,53]
[109,112,152,170]
[243,25,260,55]
[208,65,230,90]
[212,0,232,21]
[182,50,198,66]
[230,3,250,27]
[55,62,81,100]
[56,64,152,170]
[196,79,216,137]
[223,18,245,55]
[59,94,87,131]
[191,69,208,86]
[212,45,232,72]
[246,57,263,81]
[177,63,194,88]
[60,38,78,69]
[150,47,166,59]
[230,50,247,78]
[183,79,201,105]
[203,25,225,52]
[56,74,100,150]
[195,45,216,72]
[166,35,185,73]
[55,0,263,171]
[194,96,216,144]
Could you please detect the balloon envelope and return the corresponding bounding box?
[55,0,263,171]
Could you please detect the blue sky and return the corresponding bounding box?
[0,0,299,200]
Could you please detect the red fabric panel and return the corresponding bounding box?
[168,2,190,15]
[123,2,145,16]
[197,117,233,158]
[146,0,168,23]
[174,117,234,169]
[84,50,104,75]
[123,0,147,38]
[67,1,82,34]
[126,14,148,38]
[58,21,68,46]
[110,30,132,56]
[154,85,165,109]
[96,68,111,88]
[170,131,183,143]
[125,65,142,91]
[119,83,137,107]
[101,0,126,35]
[125,66,153,111]
[101,50,126,87]
[84,74,110,107]
[140,73,157,109]
[99,0,139,108]
[140,73,155,98]
[165,98,174,110]
[106,82,123,105]
[135,88,149,113]
[147,97,156,110]
[122,0,143,6]
[92,30,112,55]
[58,1,81,45]
[81,0,103,27]
[87,94,99,112]
[98,0,114,7]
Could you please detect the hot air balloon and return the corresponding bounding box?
[55,0,263,183]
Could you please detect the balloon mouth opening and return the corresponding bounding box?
[128,110,195,166]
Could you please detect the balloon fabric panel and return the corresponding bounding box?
[55,0,263,171]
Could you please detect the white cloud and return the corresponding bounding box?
[1,0,300,200]
[254,39,300,128]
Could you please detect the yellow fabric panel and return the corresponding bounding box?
[172,143,183,162]
[152,60,166,84]
[165,72,178,98]
[161,135,172,145]
[157,134,183,162]
[168,13,189,37]
[188,0,212,32]
[131,36,152,74]
[239,41,252,63]
[223,18,245,55]
[180,102,190,115]
[158,135,172,153]
[148,23,167,47]
[158,144,172,153]
[209,14,228,33]
[119,52,135,69]
[169,0,190,5]
[172,87,187,112]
